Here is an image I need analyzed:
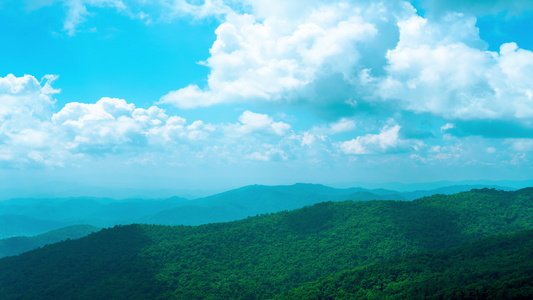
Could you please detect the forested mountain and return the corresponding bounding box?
[0,225,100,258]
[401,184,516,200]
[1,188,532,299]
[278,229,533,299]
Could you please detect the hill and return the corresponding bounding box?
[0,188,532,299]
[0,225,100,258]
[278,229,533,299]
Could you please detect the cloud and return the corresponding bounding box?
[225,110,291,137]
[338,124,405,155]
[506,139,533,152]
[157,1,533,131]
[0,74,63,167]
[159,1,407,109]
[161,0,232,20]
[0,74,297,167]
[245,148,287,162]
[376,13,533,121]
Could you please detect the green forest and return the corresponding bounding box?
[1,188,533,299]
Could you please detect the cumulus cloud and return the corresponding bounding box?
[0,74,297,167]
[225,110,291,137]
[338,124,404,155]
[376,13,533,121]
[0,74,63,167]
[159,0,409,109]
[157,0,533,132]
[245,148,287,162]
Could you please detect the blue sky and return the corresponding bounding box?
[1,0,533,194]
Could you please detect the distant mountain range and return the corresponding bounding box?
[0,183,518,238]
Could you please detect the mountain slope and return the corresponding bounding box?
[0,188,532,299]
[0,225,100,258]
[278,229,533,299]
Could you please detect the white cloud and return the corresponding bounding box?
[0,74,299,167]
[324,118,356,134]
[506,139,533,152]
[225,110,291,137]
[377,13,533,120]
[156,1,533,126]
[338,124,403,155]
[60,0,128,36]
[159,1,401,109]
[162,0,232,19]
[245,148,287,162]
[0,74,65,167]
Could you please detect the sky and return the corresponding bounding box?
[1,0,533,196]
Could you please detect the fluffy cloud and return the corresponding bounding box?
[0,74,62,167]
[377,14,533,121]
[157,0,533,131]
[159,1,407,109]
[51,97,221,153]
[0,74,297,166]
[225,110,291,137]
[338,124,404,155]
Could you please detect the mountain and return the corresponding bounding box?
[401,184,516,200]
[142,183,405,225]
[278,229,533,299]
[1,183,513,233]
[0,224,101,258]
[0,214,67,238]
[1,188,532,299]
[0,196,189,232]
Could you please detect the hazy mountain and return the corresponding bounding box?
[0,197,189,229]
[0,215,67,239]
[0,225,100,258]
[1,188,532,299]
[142,183,405,225]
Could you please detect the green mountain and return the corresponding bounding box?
[278,229,533,299]
[401,184,516,200]
[0,188,532,299]
[0,225,100,258]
